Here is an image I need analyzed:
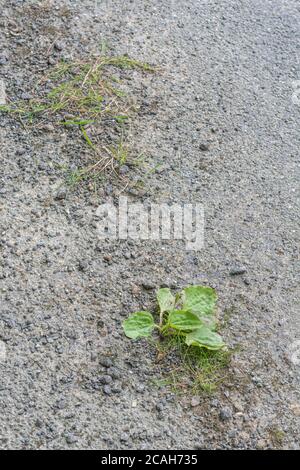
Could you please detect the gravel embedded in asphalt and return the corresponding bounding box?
[0,0,299,450]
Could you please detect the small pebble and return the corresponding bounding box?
[65,433,78,444]
[106,367,120,379]
[20,92,32,100]
[99,357,113,368]
[132,285,140,295]
[199,143,209,151]
[54,41,64,51]
[15,149,26,156]
[142,281,156,290]
[103,385,112,395]
[99,375,113,385]
[90,352,97,361]
[219,406,233,421]
[78,260,88,272]
[48,56,56,65]
[54,188,67,200]
[135,384,145,393]
[191,396,201,407]
[41,123,55,132]
[156,402,165,412]
[119,165,129,175]
[229,266,247,276]
[0,55,8,65]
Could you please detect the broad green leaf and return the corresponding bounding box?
[123,311,155,339]
[157,288,175,314]
[168,310,203,332]
[199,314,218,331]
[185,326,225,350]
[182,286,217,317]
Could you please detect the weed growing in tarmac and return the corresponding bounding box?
[123,286,232,393]
[0,54,155,187]
[154,335,232,394]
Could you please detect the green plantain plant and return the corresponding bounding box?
[123,286,226,351]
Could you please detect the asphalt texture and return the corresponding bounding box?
[0,0,299,449]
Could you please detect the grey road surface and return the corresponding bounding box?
[0,0,299,449]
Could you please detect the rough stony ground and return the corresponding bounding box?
[0,0,299,450]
